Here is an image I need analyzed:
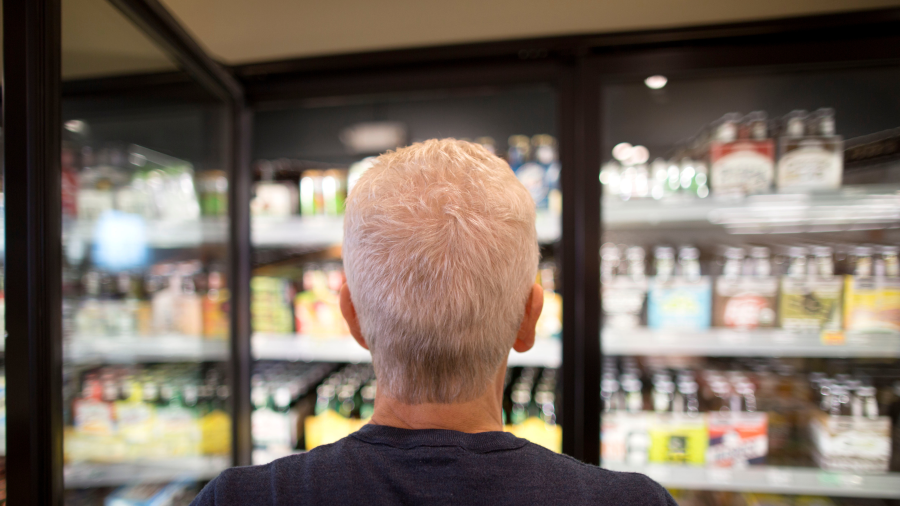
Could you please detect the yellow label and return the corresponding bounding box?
[648,415,707,465]
[304,410,366,450]
[201,409,232,455]
[505,417,562,453]
[844,276,900,332]
[820,330,845,345]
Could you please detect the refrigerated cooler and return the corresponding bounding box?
[596,60,900,503]
[4,1,900,504]
[247,87,564,463]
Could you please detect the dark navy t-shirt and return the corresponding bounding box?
[192,424,677,506]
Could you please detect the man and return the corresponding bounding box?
[192,139,675,505]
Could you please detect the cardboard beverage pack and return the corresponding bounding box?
[706,412,769,467]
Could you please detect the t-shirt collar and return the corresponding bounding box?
[352,424,528,453]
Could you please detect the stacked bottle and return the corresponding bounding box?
[601,243,900,333]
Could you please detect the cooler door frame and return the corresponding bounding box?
[3,0,250,503]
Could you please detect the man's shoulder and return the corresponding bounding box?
[515,442,675,505]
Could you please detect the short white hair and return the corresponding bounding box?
[343,138,539,404]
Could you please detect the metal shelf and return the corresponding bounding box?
[602,327,900,357]
[604,463,900,499]
[66,336,229,364]
[62,217,227,249]
[251,209,561,248]
[253,333,561,367]
[603,185,900,232]
[64,456,229,489]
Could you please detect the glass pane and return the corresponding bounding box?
[61,0,231,502]
[599,65,900,502]
[250,86,563,463]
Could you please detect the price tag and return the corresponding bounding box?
[766,469,793,486]
[772,331,798,344]
[718,331,750,345]
[845,332,870,345]
[656,332,678,343]
[821,330,846,346]
[707,468,733,483]
[817,472,840,486]
[839,474,864,488]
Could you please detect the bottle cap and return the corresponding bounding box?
[654,246,675,259]
[750,246,770,258]
[724,247,745,260]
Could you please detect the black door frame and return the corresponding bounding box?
[4,0,252,503]
[4,2,900,502]
[4,0,64,502]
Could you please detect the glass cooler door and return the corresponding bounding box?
[598,65,900,503]
[249,86,564,463]
[60,0,233,502]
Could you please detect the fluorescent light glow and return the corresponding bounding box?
[64,119,87,134]
[644,75,668,90]
[629,145,649,165]
[612,142,633,162]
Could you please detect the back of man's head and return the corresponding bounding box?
[343,138,539,404]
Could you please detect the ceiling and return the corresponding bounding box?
[48,0,900,79]
[159,0,900,65]
[62,0,178,79]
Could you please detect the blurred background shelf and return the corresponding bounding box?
[64,456,230,489]
[66,336,229,364]
[603,185,900,232]
[62,218,228,249]
[250,209,561,248]
[253,333,561,367]
[604,463,900,499]
[602,328,900,357]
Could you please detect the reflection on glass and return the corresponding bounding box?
[249,88,563,462]
[61,0,232,491]
[599,66,900,501]
[61,112,231,501]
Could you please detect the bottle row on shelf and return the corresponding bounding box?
[65,364,232,464]
[601,356,900,474]
[250,363,562,463]
[66,262,230,342]
[66,480,201,506]
[602,107,845,202]
[62,130,228,221]
[251,133,562,221]
[669,489,894,506]
[252,260,563,340]
[601,242,899,334]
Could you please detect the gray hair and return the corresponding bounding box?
[343,138,539,404]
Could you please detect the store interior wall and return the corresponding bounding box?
[253,87,557,163]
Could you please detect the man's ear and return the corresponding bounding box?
[339,283,368,350]
[512,283,543,353]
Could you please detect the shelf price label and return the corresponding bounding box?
[816,472,863,488]
[765,469,793,487]
[821,330,846,346]
[707,468,733,483]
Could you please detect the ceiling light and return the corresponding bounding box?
[612,142,632,162]
[644,75,667,90]
[64,119,86,134]
[629,145,650,165]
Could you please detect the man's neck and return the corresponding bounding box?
[369,365,507,433]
